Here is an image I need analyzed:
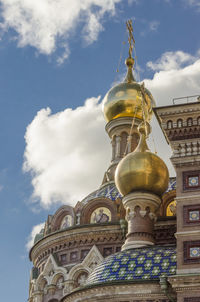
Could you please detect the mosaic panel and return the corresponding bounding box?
[183,205,200,225]
[86,246,176,286]
[188,176,199,187]
[184,241,200,263]
[190,247,200,258]
[183,171,200,191]
[189,210,200,221]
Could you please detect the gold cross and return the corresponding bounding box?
[126,20,135,58]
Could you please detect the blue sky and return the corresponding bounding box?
[0,0,200,301]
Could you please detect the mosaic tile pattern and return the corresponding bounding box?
[86,246,176,285]
[82,178,176,204]
[190,247,200,258]
[81,182,122,204]
[165,177,176,193]
[189,210,200,221]
[188,176,199,187]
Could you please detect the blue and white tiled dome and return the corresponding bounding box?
[86,246,176,285]
[81,178,176,204]
[81,182,122,204]
[165,177,176,193]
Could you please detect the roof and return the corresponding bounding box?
[81,177,176,204]
[165,177,176,193]
[81,182,122,204]
[86,246,176,285]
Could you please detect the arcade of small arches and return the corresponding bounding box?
[166,116,200,129]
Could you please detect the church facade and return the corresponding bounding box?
[28,23,200,302]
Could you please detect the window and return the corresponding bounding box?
[167,120,173,129]
[70,251,78,261]
[103,247,112,257]
[187,118,193,126]
[60,254,67,263]
[177,119,183,128]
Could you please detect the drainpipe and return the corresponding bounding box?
[159,276,176,302]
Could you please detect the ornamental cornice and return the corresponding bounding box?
[61,282,165,302]
[168,274,200,291]
[30,224,122,262]
[157,104,200,117]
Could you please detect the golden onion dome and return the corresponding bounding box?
[102,57,155,123]
[115,123,169,197]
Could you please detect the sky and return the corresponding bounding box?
[0,0,200,301]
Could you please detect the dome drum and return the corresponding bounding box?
[122,192,161,250]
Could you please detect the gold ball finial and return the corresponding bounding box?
[125,57,135,68]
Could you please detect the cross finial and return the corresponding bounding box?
[126,19,135,59]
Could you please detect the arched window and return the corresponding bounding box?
[120,132,128,157]
[187,118,193,127]
[177,119,183,128]
[167,120,173,129]
[197,117,200,125]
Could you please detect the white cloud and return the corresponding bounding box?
[147,50,196,71]
[0,185,3,192]
[149,20,160,32]
[185,0,200,9]
[0,0,121,61]
[24,50,200,209]
[140,19,160,36]
[26,222,45,250]
[23,96,111,208]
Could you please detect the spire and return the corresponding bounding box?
[124,19,136,83]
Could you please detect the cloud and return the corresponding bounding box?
[23,96,111,208]
[24,50,200,209]
[149,20,160,32]
[26,222,45,250]
[0,185,3,192]
[147,50,196,71]
[140,19,160,36]
[185,0,200,9]
[0,0,121,61]
[145,51,200,102]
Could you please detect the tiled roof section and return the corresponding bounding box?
[86,246,176,285]
[165,177,176,193]
[34,228,44,244]
[81,182,122,204]
[81,178,176,204]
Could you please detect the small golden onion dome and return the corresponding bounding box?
[115,123,169,197]
[102,58,155,123]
